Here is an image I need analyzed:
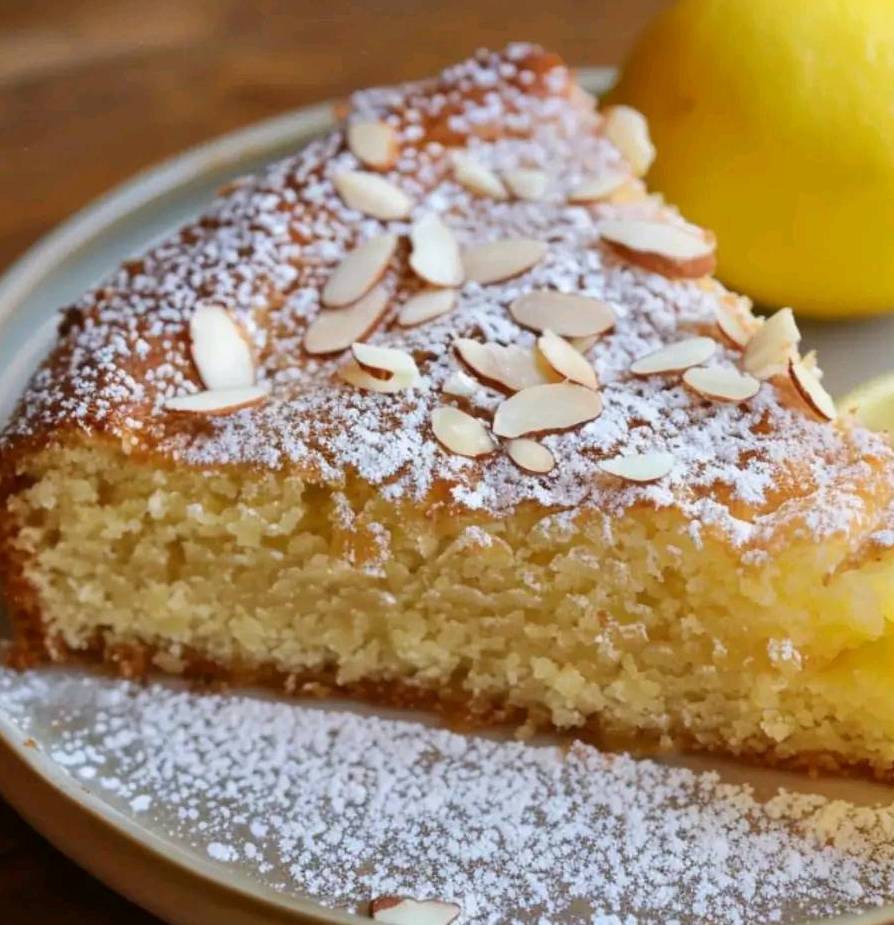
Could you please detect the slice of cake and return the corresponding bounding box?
[4,45,894,774]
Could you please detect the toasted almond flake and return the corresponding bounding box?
[493,382,603,437]
[600,218,716,279]
[683,366,760,402]
[165,384,269,415]
[743,307,801,379]
[790,358,836,421]
[189,305,255,391]
[397,288,457,327]
[599,451,674,483]
[337,360,388,392]
[409,213,464,287]
[338,354,418,393]
[506,438,556,474]
[455,338,553,392]
[442,369,479,398]
[603,105,656,177]
[349,342,419,390]
[602,219,713,260]
[463,239,548,285]
[537,329,598,389]
[630,336,717,376]
[715,298,753,348]
[451,151,508,199]
[371,897,461,925]
[609,180,650,204]
[567,171,628,203]
[321,234,397,307]
[510,290,615,338]
[802,349,824,379]
[334,171,413,220]
[347,120,398,170]
[569,334,599,353]
[304,284,389,355]
[503,167,548,201]
[431,406,495,457]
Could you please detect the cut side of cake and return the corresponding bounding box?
[4,45,894,774]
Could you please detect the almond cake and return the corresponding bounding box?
[3,45,894,774]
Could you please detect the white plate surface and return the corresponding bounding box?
[3,70,894,925]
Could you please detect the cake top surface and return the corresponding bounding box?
[4,44,893,549]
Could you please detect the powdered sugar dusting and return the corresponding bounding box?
[4,666,894,925]
[3,44,894,549]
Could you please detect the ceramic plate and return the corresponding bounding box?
[3,70,894,925]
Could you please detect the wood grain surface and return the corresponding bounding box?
[0,1,666,921]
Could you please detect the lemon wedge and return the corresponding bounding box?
[839,375,894,433]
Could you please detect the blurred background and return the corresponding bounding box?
[0,3,665,921]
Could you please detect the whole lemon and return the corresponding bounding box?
[611,0,894,317]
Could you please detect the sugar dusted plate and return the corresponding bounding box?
[3,70,894,925]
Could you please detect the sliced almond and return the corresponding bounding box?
[334,171,413,220]
[600,218,716,279]
[503,168,548,201]
[609,180,649,204]
[801,349,823,380]
[567,171,628,203]
[630,337,717,376]
[431,406,496,457]
[506,438,556,474]
[339,342,418,393]
[603,105,656,177]
[570,334,599,353]
[537,330,598,389]
[338,359,392,392]
[321,234,397,307]
[451,151,508,199]
[398,288,457,327]
[743,307,801,379]
[493,382,603,438]
[347,120,398,170]
[683,366,760,402]
[599,451,674,483]
[409,213,464,287]
[510,290,615,338]
[189,305,255,391]
[463,239,548,285]
[442,369,479,398]
[304,284,389,355]
[714,298,754,348]
[790,357,836,421]
[165,384,268,415]
[455,338,552,392]
[371,897,461,925]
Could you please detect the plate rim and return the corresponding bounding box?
[2,66,893,925]
[0,704,355,925]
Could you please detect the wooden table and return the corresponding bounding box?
[0,1,667,920]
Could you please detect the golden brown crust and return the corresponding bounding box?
[0,466,49,669]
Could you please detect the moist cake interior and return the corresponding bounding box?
[9,440,894,770]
